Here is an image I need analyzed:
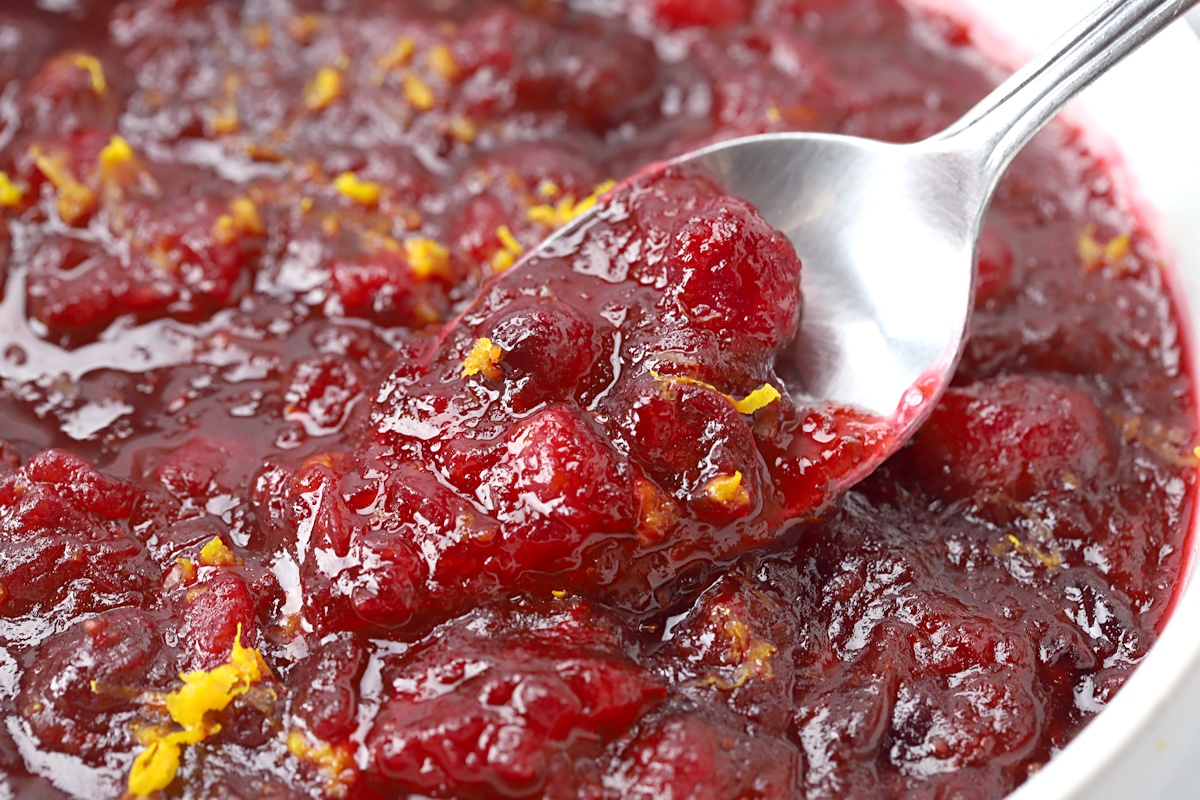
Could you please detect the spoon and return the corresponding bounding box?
[523,0,1198,493]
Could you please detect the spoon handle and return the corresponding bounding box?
[935,0,1198,189]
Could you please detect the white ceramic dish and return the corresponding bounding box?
[946,1,1200,798]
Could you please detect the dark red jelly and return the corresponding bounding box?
[0,1,1194,799]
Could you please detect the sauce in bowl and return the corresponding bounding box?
[0,1,1194,798]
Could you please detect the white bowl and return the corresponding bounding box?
[945,2,1200,797]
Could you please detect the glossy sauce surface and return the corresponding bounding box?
[0,1,1195,798]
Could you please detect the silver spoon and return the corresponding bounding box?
[532,0,1198,494]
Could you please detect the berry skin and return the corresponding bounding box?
[19,608,166,761]
[648,0,754,29]
[283,354,365,434]
[483,404,638,564]
[664,198,802,353]
[615,711,803,799]
[901,375,1115,500]
[366,600,665,798]
[0,451,151,615]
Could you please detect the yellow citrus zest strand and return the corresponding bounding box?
[461,337,506,380]
[124,626,269,796]
[649,371,780,415]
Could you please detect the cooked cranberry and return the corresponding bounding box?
[25,449,140,520]
[654,575,800,732]
[152,436,259,504]
[283,354,365,434]
[607,372,761,503]
[23,48,114,103]
[901,375,1116,500]
[25,192,261,340]
[615,711,803,799]
[0,456,151,614]
[284,456,433,632]
[210,695,282,750]
[889,667,1040,772]
[366,601,664,797]
[648,0,755,29]
[248,460,293,547]
[485,299,602,410]
[178,569,261,670]
[450,192,512,272]
[693,28,842,140]
[483,405,638,557]
[618,173,728,288]
[289,636,366,742]
[462,9,663,129]
[328,251,443,326]
[0,1,1192,798]
[663,198,801,354]
[19,608,166,761]
[475,143,602,203]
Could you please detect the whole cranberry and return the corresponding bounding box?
[486,298,602,410]
[664,198,801,352]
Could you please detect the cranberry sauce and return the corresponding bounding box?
[0,1,1194,799]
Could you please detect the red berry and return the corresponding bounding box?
[25,449,141,520]
[287,457,428,632]
[606,373,760,506]
[283,354,366,435]
[665,199,802,351]
[616,711,803,799]
[483,405,637,563]
[19,608,165,760]
[153,437,258,503]
[366,601,664,797]
[648,0,754,29]
[0,455,151,615]
[903,375,1116,500]
[178,569,260,670]
[289,636,366,742]
[485,298,602,411]
[26,193,261,339]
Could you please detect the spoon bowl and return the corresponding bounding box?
[526,0,1199,492]
[684,134,980,420]
[682,0,1197,458]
